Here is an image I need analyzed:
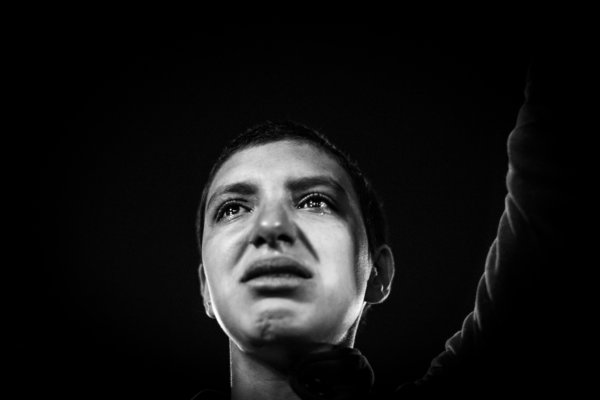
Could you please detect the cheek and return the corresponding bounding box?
[202,219,250,272]
[201,232,250,341]
[304,222,369,343]
[201,229,243,307]
[307,219,370,297]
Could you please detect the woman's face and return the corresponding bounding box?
[200,140,372,353]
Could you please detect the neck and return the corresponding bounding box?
[230,343,302,400]
[228,322,360,399]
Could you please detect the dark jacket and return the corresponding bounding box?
[395,43,585,399]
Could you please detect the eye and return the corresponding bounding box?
[215,201,251,222]
[297,193,334,214]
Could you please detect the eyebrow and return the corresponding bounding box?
[206,175,349,212]
[206,182,258,212]
[285,176,348,197]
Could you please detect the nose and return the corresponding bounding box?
[249,202,297,248]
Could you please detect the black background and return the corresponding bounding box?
[35,23,533,399]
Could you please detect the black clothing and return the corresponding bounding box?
[394,44,585,398]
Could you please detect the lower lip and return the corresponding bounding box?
[245,274,308,290]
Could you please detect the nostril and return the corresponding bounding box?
[250,220,297,248]
[249,205,298,247]
[249,235,266,247]
[250,231,294,248]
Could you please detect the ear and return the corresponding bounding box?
[198,264,215,319]
[364,244,395,304]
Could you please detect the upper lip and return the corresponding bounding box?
[241,256,313,282]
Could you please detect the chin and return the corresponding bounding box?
[226,298,362,352]
[251,306,312,342]
[246,310,353,349]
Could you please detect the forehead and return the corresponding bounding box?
[208,140,355,196]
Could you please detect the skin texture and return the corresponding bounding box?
[198,140,394,398]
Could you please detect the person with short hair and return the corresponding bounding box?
[192,46,580,399]
[195,121,393,399]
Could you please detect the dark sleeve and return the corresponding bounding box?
[395,44,584,398]
[191,389,230,400]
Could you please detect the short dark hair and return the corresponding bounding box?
[195,120,388,264]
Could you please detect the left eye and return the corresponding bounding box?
[298,193,333,213]
[215,201,251,222]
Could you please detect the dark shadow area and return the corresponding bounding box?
[34,22,534,399]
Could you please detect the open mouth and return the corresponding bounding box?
[241,257,312,283]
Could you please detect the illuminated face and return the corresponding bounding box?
[200,140,373,353]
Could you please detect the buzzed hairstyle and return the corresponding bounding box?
[195,121,388,266]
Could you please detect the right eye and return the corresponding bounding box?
[216,201,251,222]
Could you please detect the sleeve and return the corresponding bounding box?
[394,43,584,398]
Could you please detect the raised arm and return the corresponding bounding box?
[396,44,582,398]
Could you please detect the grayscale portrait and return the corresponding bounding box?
[38,23,587,400]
